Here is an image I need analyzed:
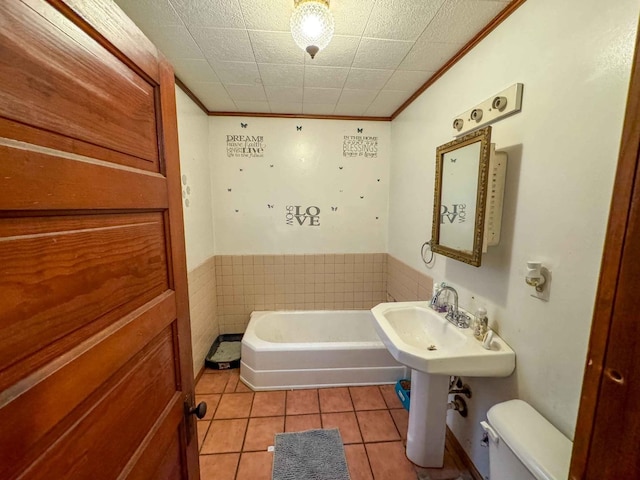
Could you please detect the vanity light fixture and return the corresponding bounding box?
[290,0,335,59]
[525,261,547,292]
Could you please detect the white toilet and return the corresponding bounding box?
[481,399,572,480]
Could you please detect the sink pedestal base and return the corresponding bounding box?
[406,370,449,467]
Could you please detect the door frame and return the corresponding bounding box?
[569,18,640,479]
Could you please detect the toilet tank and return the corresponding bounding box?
[483,400,572,480]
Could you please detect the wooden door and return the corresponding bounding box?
[569,18,640,479]
[0,1,200,479]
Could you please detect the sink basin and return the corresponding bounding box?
[371,301,516,468]
[371,301,515,377]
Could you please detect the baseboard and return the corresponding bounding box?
[194,364,206,385]
[446,427,484,480]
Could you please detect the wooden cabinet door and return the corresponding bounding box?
[0,1,199,478]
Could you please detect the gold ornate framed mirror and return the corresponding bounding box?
[431,126,492,267]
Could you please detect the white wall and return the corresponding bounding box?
[388,0,638,475]
[176,88,216,270]
[210,117,390,254]
[176,87,218,375]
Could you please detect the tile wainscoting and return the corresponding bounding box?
[213,254,433,334]
[188,256,219,376]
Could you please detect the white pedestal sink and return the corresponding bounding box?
[371,301,515,467]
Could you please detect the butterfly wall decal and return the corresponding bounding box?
[241,122,247,128]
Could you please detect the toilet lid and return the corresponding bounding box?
[487,400,572,480]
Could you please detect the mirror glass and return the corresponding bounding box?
[431,126,491,267]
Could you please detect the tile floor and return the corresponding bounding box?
[196,368,474,480]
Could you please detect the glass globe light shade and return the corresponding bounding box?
[290,0,334,59]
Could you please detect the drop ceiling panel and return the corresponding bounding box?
[190,28,255,63]
[352,38,414,69]
[265,86,304,103]
[384,70,434,92]
[363,0,445,41]
[398,41,464,72]
[115,0,518,117]
[172,58,221,84]
[210,61,261,85]
[249,30,306,65]
[258,64,304,87]
[170,0,245,29]
[304,87,342,104]
[238,0,291,31]
[302,35,361,68]
[343,68,394,90]
[304,66,350,88]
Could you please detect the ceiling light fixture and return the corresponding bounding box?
[290,0,334,59]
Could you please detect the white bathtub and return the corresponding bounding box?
[240,310,406,391]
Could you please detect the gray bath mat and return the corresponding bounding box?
[272,429,350,480]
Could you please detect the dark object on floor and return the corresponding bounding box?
[205,334,243,369]
[272,429,350,480]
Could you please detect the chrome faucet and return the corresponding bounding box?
[431,285,470,328]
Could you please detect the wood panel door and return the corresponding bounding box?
[0,1,200,479]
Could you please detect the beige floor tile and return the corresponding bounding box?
[214,393,254,419]
[379,384,404,409]
[321,412,362,444]
[201,418,248,454]
[196,394,221,421]
[251,391,286,417]
[224,370,240,393]
[319,387,354,412]
[199,453,239,480]
[196,372,231,394]
[389,408,409,440]
[236,451,273,480]
[286,389,319,415]
[357,410,400,442]
[344,444,373,480]
[366,441,416,480]
[349,386,387,410]
[243,416,285,452]
[285,414,322,432]
[197,420,211,451]
[235,380,253,393]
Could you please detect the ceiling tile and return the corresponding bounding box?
[169,0,245,28]
[210,61,261,85]
[265,86,303,103]
[363,0,445,41]
[172,58,220,84]
[144,25,203,59]
[365,90,407,116]
[302,103,337,115]
[397,41,463,71]
[235,101,271,113]
[384,69,433,91]
[115,0,182,30]
[333,103,369,116]
[420,0,507,44]
[338,89,379,105]
[226,84,268,102]
[249,31,305,65]
[257,64,304,87]
[343,68,394,90]
[331,0,376,36]
[304,66,350,88]
[303,35,360,67]
[238,0,291,31]
[352,38,413,69]
[270,102,303,114]
[189,82,237,110]
[190,28,255,63]
[303,87,342,104]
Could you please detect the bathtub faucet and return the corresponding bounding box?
[432,286,470,328]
